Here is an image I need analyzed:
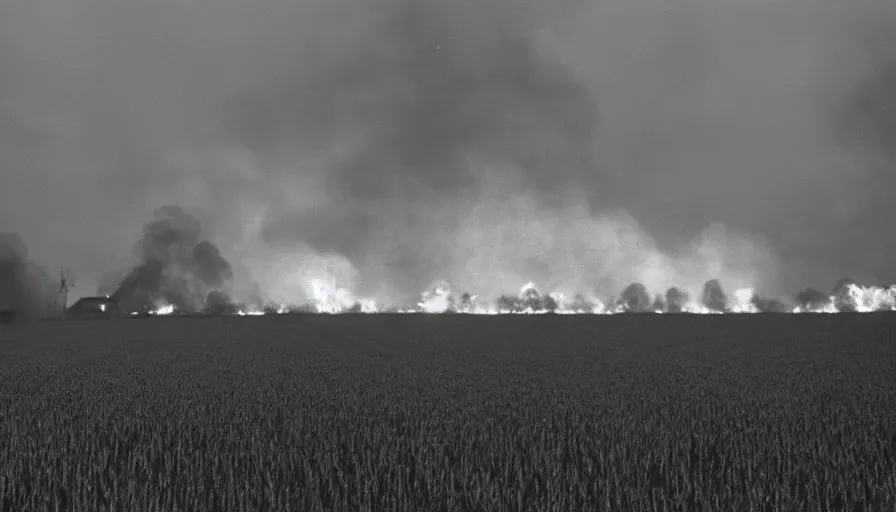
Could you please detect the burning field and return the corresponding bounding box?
[70,203,896,318]
[3,207,895,510]
[138,278,896,316]
[3,0,896,507]
[4,204,896,320]
[0,312,894,510]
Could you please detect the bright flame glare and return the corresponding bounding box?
[141,283,896,316]
[149,304,175,316]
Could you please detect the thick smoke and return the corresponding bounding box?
[111,206,234,313]
[0,233,57,319]
[223,0,782,305]
[1,0,895,304]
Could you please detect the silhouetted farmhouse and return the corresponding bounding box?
[66,296,123,320]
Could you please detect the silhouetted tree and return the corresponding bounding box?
[765,299,790,313]
[293,303,316,314]
[496,295,520,312]
[520,286,542,311]
[542,294,558,313]
[794,288,831,311]
[459,292,474,311]
[665,287,689,313]
[619,282,651,312]
[571,294,592,312]
[702,279,728,312]
[832,277,857,312]
[751,294,789,313]
[205,290,237,315]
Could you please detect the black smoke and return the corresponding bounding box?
[0,233,56,319]
[4,0,896,301]
[231,0,604,297]
[111,206,234,314]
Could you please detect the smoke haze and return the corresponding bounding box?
[1,0,894,307]
[0,233,56,318]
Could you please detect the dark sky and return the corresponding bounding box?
[1,0,895,306]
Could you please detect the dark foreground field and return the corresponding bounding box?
[1,314,895,511]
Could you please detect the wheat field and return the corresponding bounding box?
[1,313,894,511]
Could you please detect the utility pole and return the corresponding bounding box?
[58,270,74,315]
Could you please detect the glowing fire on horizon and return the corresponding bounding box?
[150,304,175,316]
[144,280,896,316]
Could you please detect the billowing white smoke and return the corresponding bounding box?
[309,276,377,313]
[844,284,896,312]
[211,166,780,312]
[418,281,454,313]
[146,154,891,317]
[422,166,780,307]
[223,240,378,313]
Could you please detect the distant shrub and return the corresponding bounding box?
[495,295,520,312]
[751,294,790,313]
[795,288,832,311]
[205,290,237,315]
[702,279,728,312]
[541,293,560,312]
[570,294,593,312]
[293,303,317,314]
[263,304,282,315]
[665,287,689,313]
[0,309,15,324]
[832,277,857,312]
[619,283,651,313]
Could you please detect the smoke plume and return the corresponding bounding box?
[0,233,56,319]
[111,206,234,313]
[1,0,895,306]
